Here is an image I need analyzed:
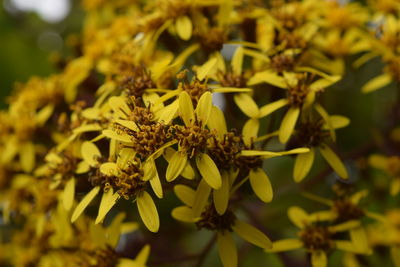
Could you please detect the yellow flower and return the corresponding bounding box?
[246,71,341,144]
[267,206,371,267]
[172,182,272,267]
[369,154,400,195]
[72,142,161,233]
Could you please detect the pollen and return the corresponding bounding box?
[300,225,333,252]
[196,204,236,232]
[172,120,211,158]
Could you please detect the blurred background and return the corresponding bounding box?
[0,0,82,108]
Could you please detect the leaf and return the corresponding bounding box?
[196,153,222,189]
[233,93,259,118]
[293,149,315,183]
[319,144,348,179]
[249,169,273,203]
[81,141,101,167]
[279,107,300,143]
[71,186,100,223]
[95,188,120,224]
[232,220,272,249]
[62,177,75,211]
[217,232,238,267]
[175,16,192,41]
[137,191,160,233]
[166,151,187,182]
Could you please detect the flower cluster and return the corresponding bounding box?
[1,0,400,266]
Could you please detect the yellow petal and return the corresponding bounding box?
[115,119,138,131]
[62,177,75,211]
[100,162,119,176]
[192,179,211,218]
[350,227,371,254]
[102,129,132,143]
[195,91,212,124]
[95,188,120,224]
[109,96,131,117]
[136,244,151,264]
[325,115,350,129]
[72,124,102,134]
[137,191,160,232]
[311,251,327,267]
[329,220,360,233]
[71,186,100,223]
[171,206,196,222]
[232,220,272,249]
[242,118,259,146]
[157,99,179,124]
[368,154,387,169]
[207,105,227,139]
[20,142,35,173]
[315,103,335,141]
[391,179,400,196]
[288,206,309,229]
[166,151,187,182]
[196,153,222,189]
[174,185,196,206]
[249,169,273,203]
[81,141,101,167]
[266,239,303,252]
[179,91,195,126]
[35,104,54,125]
[212,87,252,93]
[335,241,362,253]
[234,93,259,118]
[390,246,400,267]
[293,149,315,183]
[197,57,217,81]
[308,211,337,222]
[175,16,192,41]
[248,70,286,88]
[217,232,237,267]
[231,46,244,75]
[149,171,163,199]
[181,161,195,180]
[75,161,90,174]
[279,107,300,143]
[259,99,288,118]
[117,148,136,169]
[319,144,348,179]
[213,172,230,215]
[142,159,157,181]
[361,73,392,93]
